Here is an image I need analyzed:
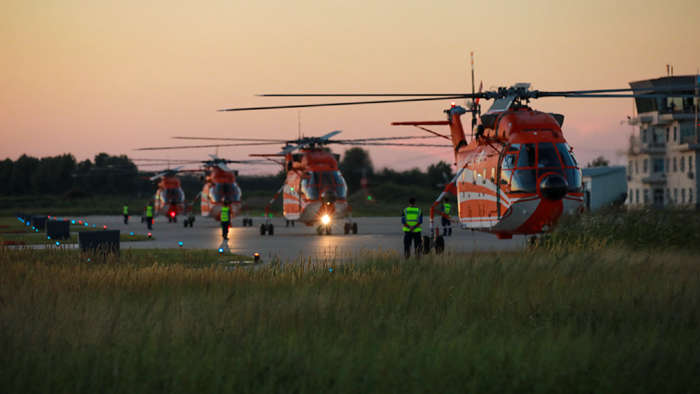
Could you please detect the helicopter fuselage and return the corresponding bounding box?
[200,167,242,221]
[450,106,583,238]
[280,148,350,225]
[154,176,185,218]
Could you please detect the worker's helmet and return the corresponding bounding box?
[444,197,449,203]
[408,197,416,205]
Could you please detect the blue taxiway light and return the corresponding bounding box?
[178,241,184,247]
[218,247,224,253]
[129,232,134,236]
[55,241,60,246]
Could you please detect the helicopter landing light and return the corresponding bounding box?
[321,214,331,225]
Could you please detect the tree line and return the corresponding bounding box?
[0,148,453,198]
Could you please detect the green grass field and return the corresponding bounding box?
[1,210,700,393]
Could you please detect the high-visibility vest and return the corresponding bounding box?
[146,206,153,218]
[443,202,451,215]
[123,206,128,215]
[403,206,422,232]
[221,206,230,222]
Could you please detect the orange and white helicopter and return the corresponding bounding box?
[178,131,446,235]
[219,65,693,249]
[149,167,186,223]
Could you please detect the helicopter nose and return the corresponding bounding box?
[539,173,568,201]
[321,190,337,204]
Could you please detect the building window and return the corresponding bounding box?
[674,188,678,203]
[673,157,677,172]
[636,189,639,203]
[628,161,633,175]
[680,156,685,172]
[642,129,647,143]
[644,189,649,204]
[690,155,694,172]
[643,159,648,173]
[666,188,671,204]
[666,158,670,173]
[681,189,686,204]
[673,126,678,142]
[653,158,664,173]
[666,128,670,142]
[690,189,694,203]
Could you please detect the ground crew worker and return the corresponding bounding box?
[402,197,422,258]
[145,202,154,230]
[220,200,231,240]
[123,203,129,225]
[441,197,452,236]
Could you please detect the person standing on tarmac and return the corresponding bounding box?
[220,200,231,240]
[402,197,423,258]
[441,197,452,236]
[122,203,129,225]
[145,201,154,230]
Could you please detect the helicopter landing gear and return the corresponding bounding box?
[260,223,274,236]
[242,218,253,227]
[343,222,358,234]
[285,220,295,227]
[183,216,195,228]
[317,224,331,235]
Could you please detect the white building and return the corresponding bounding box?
[626,75,699,209]
[582,166,627,211]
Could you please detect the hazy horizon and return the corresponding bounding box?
[2,0,699,174]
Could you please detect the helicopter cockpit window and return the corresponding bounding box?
[502,153,517,170]
[556,143,578,167]
[511,170,537,193]
[162,188,184,203]
[212,183,241,203]
[537,143,562,168]
[301,171,347,200]
[301,172,319,200]
[517,144,536,167]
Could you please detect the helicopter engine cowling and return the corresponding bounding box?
[539,174,568,201]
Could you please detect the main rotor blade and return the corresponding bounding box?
[135,142,283,151]
[336,142,452,147]
[258,93,473,97]
[548,93,695,98]
[172,136,287,142]
[319,130,342,141]
[334,135,442,142]
[219,96,469,112]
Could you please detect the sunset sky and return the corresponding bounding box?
[2,0,699,174]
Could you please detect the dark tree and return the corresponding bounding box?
[339,147,374,191]
[586,156,610,168]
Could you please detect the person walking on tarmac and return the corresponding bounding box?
[122,203,129,225]
[220,200,231,240]
[145,201,154,230]
[441,197,452,236]
[402,197,423,258]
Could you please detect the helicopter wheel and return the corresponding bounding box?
[352,222,358,234]
[260,223,267,236]
[248,218,253,227]
[173,216,177,223]
[267,223,274,235]
[325,225,331,235]
[435,236,445,255]
[343,223,350,234]
[316,226,324,235]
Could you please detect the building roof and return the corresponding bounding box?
[582,166,626,178]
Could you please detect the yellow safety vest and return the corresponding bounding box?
[146,206,153,218]
[443,202,451,215]
[123,206,128,215]
[403,206,422,233]
[221,206,230,222]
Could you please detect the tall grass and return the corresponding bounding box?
[543,208,700,251]
[1,246,699,393]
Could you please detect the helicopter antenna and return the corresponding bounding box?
[470,51,476,138]
[695,69,698,144]
[298,110,302,140]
